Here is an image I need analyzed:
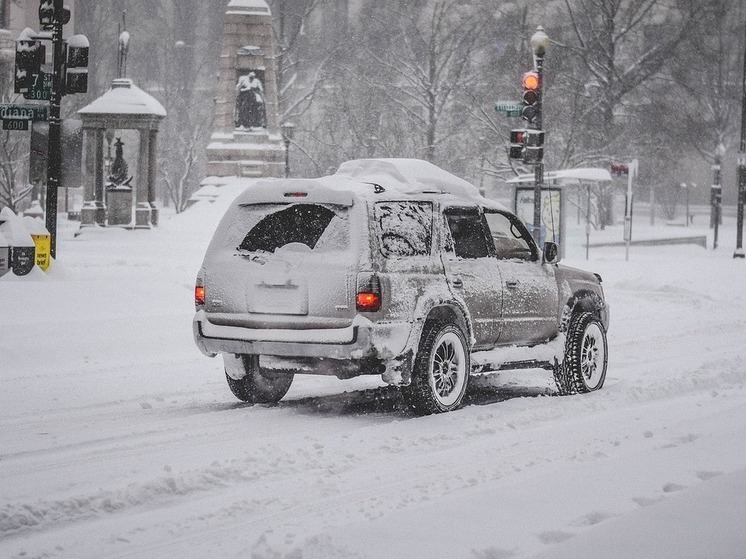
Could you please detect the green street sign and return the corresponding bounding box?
[495,101,522,117]
[0,103,48,122]
[3,119,29,131]
[23,71,53,101]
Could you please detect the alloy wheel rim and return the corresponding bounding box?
[431,332,465,405]
[581,323,605,389]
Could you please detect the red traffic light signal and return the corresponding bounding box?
[522,71,539,90]
[522,71,540,123]
[507,129,545,163]
[508,129,526,160]
[611,163,629,176]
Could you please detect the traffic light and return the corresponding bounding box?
[523,129,545,164]
[14,39,45,94]
[39,1,70,31]
[508,129,544,164]
[508,129,526,160]
[65,35,89,94]
[522,71,540,124]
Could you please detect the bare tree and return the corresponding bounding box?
[674,1,743,165]
[352,1,487,163]
[0,129,31,212]
[556,0,704,146]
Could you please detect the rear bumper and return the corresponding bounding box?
[193,310,408,362]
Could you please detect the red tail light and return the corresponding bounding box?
[356,274,381,312]
[356,292,380,312]
[195,284,205,307]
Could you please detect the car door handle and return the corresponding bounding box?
[451,277,463,288]
[506,279,519,289]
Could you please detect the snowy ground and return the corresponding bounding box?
[2,187,746,559]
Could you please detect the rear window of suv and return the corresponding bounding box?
[237,203,349,253]
[375,201,433,257]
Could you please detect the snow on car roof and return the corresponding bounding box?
[229,158,507,210]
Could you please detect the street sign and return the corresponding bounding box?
[23,71,52,101]
[3,119,29,131]
[495,101,522,117]
[0,104,48,122]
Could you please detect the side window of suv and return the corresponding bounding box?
[444,208,491,259]
[375,201,433,257]
[484,210,536,261]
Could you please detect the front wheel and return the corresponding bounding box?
[401,321,470,415]
[554,312,608,395]
[224,354,294,404]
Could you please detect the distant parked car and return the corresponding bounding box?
[193,159,609,414]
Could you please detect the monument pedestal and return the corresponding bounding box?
[107,187,133,226]
[206,131,284,178]
[81,201,106,227]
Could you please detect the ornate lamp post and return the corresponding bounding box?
[281,121,295,178]
[529,26,549,246]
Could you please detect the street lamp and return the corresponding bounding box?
[680,182,695,227]
[281,121,295,178]
[529,26,549,246]
[712,142,725,249]
[736,23,746,258]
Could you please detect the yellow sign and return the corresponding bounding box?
[30,232,50,270]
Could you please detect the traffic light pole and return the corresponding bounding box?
[44,0,65,260]
[531,53,545,246]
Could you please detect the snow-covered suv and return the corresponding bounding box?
[193,159,609,414]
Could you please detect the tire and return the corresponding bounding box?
[224,354,294,404]
[554,312,608,395]
[401,321,470,415]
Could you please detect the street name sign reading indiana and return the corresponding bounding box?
[0,103,49,131]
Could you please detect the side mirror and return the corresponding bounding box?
[543,241,560,264]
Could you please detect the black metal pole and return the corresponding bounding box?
[735,23,746,258]
[532,54,544,246]
[713,158,722,249]
[283,138,290,178]
[44,0,65,260]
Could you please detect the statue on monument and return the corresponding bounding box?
[107,137,133,189]
[235,71,267,130]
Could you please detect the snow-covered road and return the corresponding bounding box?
[2,196,745,558]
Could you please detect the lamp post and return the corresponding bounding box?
[281,121,295,178]
[530,26,549,246]
[679,182,695,227]
[735,23,746,258]
[712,143,725,249]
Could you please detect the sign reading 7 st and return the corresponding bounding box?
[24,71,53,101]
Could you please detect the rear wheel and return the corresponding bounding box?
[401,321,470,415]
[554,312,607,395]
[224,354,294,404]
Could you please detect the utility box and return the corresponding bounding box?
[0,231,9,277]
[23,216,51,270]
[0,207,36,276]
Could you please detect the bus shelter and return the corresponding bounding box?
[506,168,613,259]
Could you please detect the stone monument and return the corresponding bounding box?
[79,31,166,229]
[206,0,285,178]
